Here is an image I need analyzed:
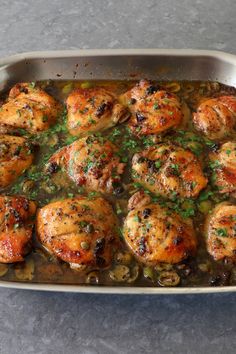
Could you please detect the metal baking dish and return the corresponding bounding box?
[0,49,236,294]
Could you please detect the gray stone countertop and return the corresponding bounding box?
[0,0,236,353]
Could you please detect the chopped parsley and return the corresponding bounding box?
[153,103,159,110]
[154,160,162,169]
[198,190,214,202]
[216,228,228,237]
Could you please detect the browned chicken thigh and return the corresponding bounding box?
[36,196,118,269]
[0,135,33,188]
[0,83,61,134]
[205,202,236,261]
[120,79,185,136]
[0,195,36,263]
[47,135,125,194]
[209,141,236,194]
[132,143,208,198]
[193,96,236,140]
[123,192,197,265]
[66,87,130,136]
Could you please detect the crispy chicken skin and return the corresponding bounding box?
[36,196,118,268]
[47,136,125,194]
[132,143,208,198]
[119,79,183,136]
[0,195,36,263]
[0,135,33,188]
[0,83,61,134]
[66,87,130,136]
[205,202,236,261]
[193,96,236,140]
[209,141,236,194]
[123,191,197,265]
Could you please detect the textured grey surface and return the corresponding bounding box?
[0,0,236,56]
[0,0,236,353]
[0,291,236,354]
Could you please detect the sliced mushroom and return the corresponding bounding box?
[163,82,181,93]
[127,264,140,283]
[109,265,130,282]
[158,270,180,287]
[112,104,130,124]
[185,84,194,94]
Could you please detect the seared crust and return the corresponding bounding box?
[209,141,236,194]
[66,87,130,136]
[0,135,33,188]
[0,83,61,133]
[47,136,125,194]
[205,202,236,261]
[123,197,197,265]
[193,96,236,140]
[120,79,183,136]
[36,196,118,267]
[132,143,208,198]
[0,195,36,263]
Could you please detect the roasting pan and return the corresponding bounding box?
[0,49,236,294]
